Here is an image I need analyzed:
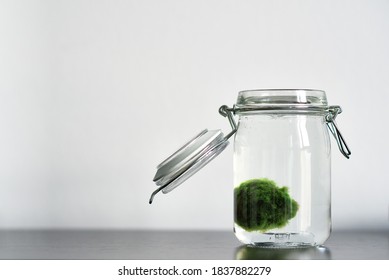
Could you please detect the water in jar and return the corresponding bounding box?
[233,113,331,247]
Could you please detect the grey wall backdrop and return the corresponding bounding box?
[1,0,388,230]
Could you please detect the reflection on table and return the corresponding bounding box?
[235,245,331,260]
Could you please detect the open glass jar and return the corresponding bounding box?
[151,89,350,248]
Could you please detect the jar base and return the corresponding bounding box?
[248,242,315,249]
[234,225,321,248]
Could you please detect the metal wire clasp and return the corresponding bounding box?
[326,106,351,159]
[219,104,351,159]
[219,105,237,140]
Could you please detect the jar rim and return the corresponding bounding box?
[236,89,328,111]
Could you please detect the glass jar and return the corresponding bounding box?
[150,89,350,248]
[231,89,349,247]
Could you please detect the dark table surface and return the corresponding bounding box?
[0,230,388,260]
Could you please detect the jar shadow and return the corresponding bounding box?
[235,245,331,260]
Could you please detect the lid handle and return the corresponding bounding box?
[326,106,351,159]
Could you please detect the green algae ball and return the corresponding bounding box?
[234,178,299,232]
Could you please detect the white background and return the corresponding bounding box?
[0,0,388,230]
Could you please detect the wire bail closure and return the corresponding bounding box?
[219,105,237,140]
[219,104,351,159]
[326,106,351,159]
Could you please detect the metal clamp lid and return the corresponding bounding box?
[150,106,237,204]
[150,103,351,203]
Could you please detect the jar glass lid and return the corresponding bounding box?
[150,129,229,203]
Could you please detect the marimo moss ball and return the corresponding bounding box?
[234,178,299,232]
